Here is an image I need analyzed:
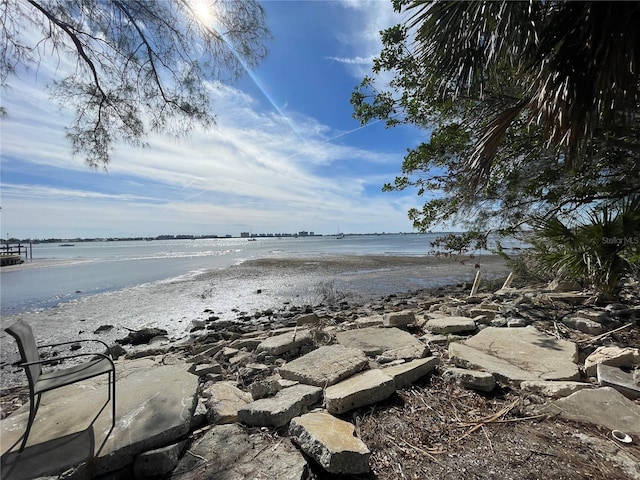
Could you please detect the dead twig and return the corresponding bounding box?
[453,399,519,443]
[385,434,445,464]
[577,322,634,344]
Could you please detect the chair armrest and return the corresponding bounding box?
[21,352,115,369]
[38,339,111,351]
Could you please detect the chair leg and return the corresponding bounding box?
[19,393,40,452]
[111,371,116,429]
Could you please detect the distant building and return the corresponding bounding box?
[298,231,309,237]
[240,232,250,238]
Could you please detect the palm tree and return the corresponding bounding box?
[533,196,640,301]
[402,1,640,183]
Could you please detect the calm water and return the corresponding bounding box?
[0,234,519,316]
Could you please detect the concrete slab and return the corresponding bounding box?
[1,359,198,480]
[382,310,415,328]
[462,326,579,381]
[238,384,322,427]
[442,367,496,392]
[171,423,307,480]
[584,345,640,377]
[381,357,439,389]
[543,387,640,436]
[256,329,314,356]
[520,380,592,398]
[324,369,395,414]
[449,342,539,386]
[597,364,640,400]
[335,326,427,357]
[278,345,368,387]
[289,411,369,475]
[425,317,477,334]
[203,381,253,424]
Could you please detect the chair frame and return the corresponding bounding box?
[4,320,116,452]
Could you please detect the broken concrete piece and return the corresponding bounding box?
[289,412,370,475]
[425,316,477,334]
[381,357,439,389]
[324,369,395,414]
[442,367,496,392]
[134,440,186,477]
[335,326,427,358]
[542,387,640,435]
[256,329,314,356]
[238,384,322,427]
[203,381,253,424]
[462,326,579,381]
[584,345,640,377]
[382,310,415,328]
[449,342,540,386]
[597,364,640,400]
[520,380,592,398]
[172,423,308,479]
[278,344,368,387]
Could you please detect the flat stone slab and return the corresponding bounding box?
[542,387,640,435]
[335,326,427,358]
[520,380,592,398]
[238,384,322,427]
[449,342,539,386]
[203,381,253,424]
[442,367,496,392]
[461,326,579,382]
[425,316,477,334]
[278,344,368,387]
[324,369,395,414]
[1,359,198,480]
[171,423,307,479]
[584,345,640,377]
[289,412,370,475]
[382,310,415,328]
[256,329,314,356]
[597,364,640,400]
[381,357,439,389]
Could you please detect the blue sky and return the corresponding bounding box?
[1,0,432,239]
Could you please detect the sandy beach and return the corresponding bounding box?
[0,254,509,389]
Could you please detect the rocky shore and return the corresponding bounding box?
[1,275,639,479]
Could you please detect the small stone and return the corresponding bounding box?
[507,318,527,328]
[382,310,415,328]
[442,367,496,392]
[425,317,477,334]
[134,440,187,477]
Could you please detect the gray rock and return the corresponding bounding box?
[381,357,439,389]
[382,310,415,328]
[296,313,320,326]
[134,440,186,477]
[203,381,253,424]
[289,412,370,475]
[324,369,395,414]
[278,344,368,387]
[188,362,223,376]
[171,423,308,479]
[256,329,314,356]
[520,380,592,398]
[425,316,476,334]
[442,367,496,392]
[507,318,528,327]
[238,384,322,427]
[562,316,605,334]
[597,364,640,400]
[336,326,428,358]
[584,345,640,377]
[542,387,640,436]
[461,326,579,382]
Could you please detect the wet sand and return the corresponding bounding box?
[0,254,509,388]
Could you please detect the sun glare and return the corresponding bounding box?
[190,0,217,27]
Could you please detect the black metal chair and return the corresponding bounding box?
[4,319,116,451]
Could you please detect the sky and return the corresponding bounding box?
[0,0,433,240]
